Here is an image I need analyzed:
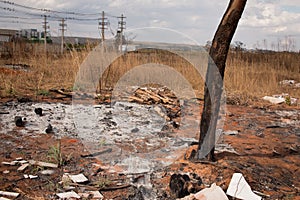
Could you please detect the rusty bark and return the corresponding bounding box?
[197,0,247,161]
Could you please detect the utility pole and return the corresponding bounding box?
[42,15,49,54]
[59,18,67,54]
[98,11,108,42]
[117,14,126,51]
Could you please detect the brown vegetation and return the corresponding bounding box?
[0,45,299,105]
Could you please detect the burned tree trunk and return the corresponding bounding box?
[197,0,247,161]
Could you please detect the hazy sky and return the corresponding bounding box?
[1,0,300,50]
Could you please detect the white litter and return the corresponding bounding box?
[194,183,228,200]
[0,197,11,200]
[262,96,285,104]
[29,160,58,168]
[56,190,80,199]
[17,163,29,171]
[24,174,38,179]
[68,173,88,183]
[0,191,19,198]
[226,173,261,200]
[280,80,295,85]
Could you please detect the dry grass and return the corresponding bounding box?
[0,44,299,105]
[225,51,300,104]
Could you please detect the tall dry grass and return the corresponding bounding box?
[0,44,299,104]
[225,51,300,104]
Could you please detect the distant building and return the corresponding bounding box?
[19,29,40,40]
[0,29,18,42]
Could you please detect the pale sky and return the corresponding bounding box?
[1,0,300,51]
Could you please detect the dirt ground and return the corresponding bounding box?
[0,95,299,200]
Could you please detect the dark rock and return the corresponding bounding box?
[131,127,139,133]
[34,108,43,116]
[169,174,190,198]
[45,124,53,133]
[14,116,24,127]
[17,97,32,103]
[169,173,203,198]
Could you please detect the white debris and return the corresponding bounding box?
[262,96,285,104]
[29,160,58,168]
[3,170,9,174]
[17,163,29,172]
[1,161,17,166]
[194,183,228,200]
[178,183,228,200]
[89,191,104,199]
[223,130,239,135]
[24,174,38,179]
[226,173,261,200]
[17,160,28,164]
[0,197,11,200]
[280,80,295,85]
[0,191,20,198]
[68,173,89,183]
[56,191,80,199]
[40,169,55,175]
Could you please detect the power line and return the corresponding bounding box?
[0,0,103,16]
[0,19,40,25]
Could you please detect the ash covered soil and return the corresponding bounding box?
[0,96,299,200]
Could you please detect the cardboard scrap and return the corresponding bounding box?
[226,173,261,200]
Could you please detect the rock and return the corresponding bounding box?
[131,127,139,133]
[169,174,191,198]
[45,124,53,134]
[14,116,24,127]
[34,108,43,116]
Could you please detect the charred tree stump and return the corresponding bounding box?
[197,0,247,161]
